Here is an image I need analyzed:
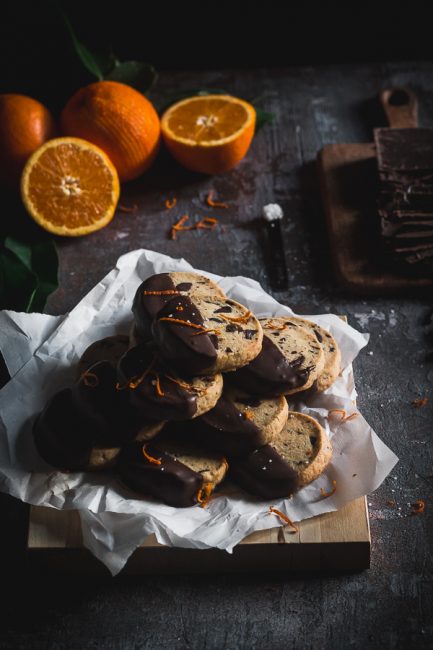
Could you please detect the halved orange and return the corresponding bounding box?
[21,137,120,237]
[161,94,256,175]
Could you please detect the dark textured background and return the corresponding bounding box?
[1,3,433,646]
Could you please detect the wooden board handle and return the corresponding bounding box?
[380,87,418,128]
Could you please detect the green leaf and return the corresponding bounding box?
[106,60,158,94]
[254,107,275,132]
[1,238,58,312]
[60,11,114,80]
[0,249,38,312]
[249,94,276,133]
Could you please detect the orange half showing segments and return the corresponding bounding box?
[21,137,120,237]
[161,94,256,175]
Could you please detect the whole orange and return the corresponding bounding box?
[61,81,161,182]
[0,94,56,187]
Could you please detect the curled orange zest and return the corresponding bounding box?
[328,409,347,419]
[170,214,193,240]
[412,397,429,408]
[116,356,157,391]
[153,374,165,397]
[159,317,219,337]
[243,408,254,420]
[220,309,252,324]
[206,190,228,208]
[142,445,162,465]
[191,328,220,337]
[196,482,213,507]
[165,197,177,209]
[196,217,219,230]
[320,479,337,498]
[164,374,207,394]
[263,319,287,331]
[411,499,425,514]
[343,412,359,422]
[142,289,181,296]
[82,371,99,387]
[268,506,299,533]
[118,203,138,213]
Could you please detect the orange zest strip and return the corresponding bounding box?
[196,482,214,507]
[170,214,193,240]
[328,409,347,419]
[164,374,207,394]
[196,217,219,230]
[165,197,177,209]
[159,317,219,337]
[142,445,162,465]
[243,408,254,420]
[220,309,252,324]
[118,203,138,213]
[153,374,165,397]
[268,506,299,534]
[82,371,99,387]
[263,319,287,331]
[191,328,220,337]
[206,190,228,209]
[116,356,157,391]
[412,397,429,408]
[320,479,337,498]
[343,412,359,422]
[142,289,181,296]
[411,499,425,514]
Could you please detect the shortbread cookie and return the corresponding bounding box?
[152,295,263,375]
[192,389,288,456]
[118,436,228,507]
[33,388,122,472]
[229,411,332,498]
[229,317,324,396]
[76,335,129,377]
[118,343,223,420]
[133,272,226,340]
[75,360,164,446]
[284,317,341,392]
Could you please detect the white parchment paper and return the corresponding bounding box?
[0,249,398,575]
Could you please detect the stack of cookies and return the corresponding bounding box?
[33,272,341,507]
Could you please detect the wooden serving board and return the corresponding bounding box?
[317,87,433,294]
[27,496,370,575]
[26,322,370,575]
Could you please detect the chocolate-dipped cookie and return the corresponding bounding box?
[151,295,263,376]
[33,388,121,472]
[118,343,223,421]
[192,389,288,456]
[132,271,226,340]
[228,317,324,397]
[117,436,227,507]
[76,335,129,378]
[283,317,341,392]
[229,411,332,499]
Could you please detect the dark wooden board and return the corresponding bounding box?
[318,142,433,294]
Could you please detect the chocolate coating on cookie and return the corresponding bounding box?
[77,335,129,377]
[118,440,203,507]
[74,361,147,445]
[228,336,310,397]
[229,445,299,499]
[33,388,100,471]
[151,296,218,375]
[193,393,264,456]
[118,343,199,420]
[132,273,181,340]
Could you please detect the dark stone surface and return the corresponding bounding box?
[1,62,433,649]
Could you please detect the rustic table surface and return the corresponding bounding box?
[1,61,432,649]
